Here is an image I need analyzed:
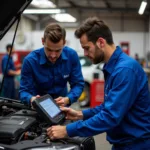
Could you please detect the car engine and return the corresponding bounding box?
[0,98,95,150]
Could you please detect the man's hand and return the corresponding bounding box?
[8,69,21,76]
[55,97,70,106]
[30,95,40,103]
[16,69,21,75]
[61,107,83,121]
[47,125,67,140]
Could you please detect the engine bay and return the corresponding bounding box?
[0,98,95,150]
[0,109,37,144]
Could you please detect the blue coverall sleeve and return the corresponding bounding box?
[67,52,84,104]
[66,68,138,137]
[19,58,37,104]
[82,103,104,120]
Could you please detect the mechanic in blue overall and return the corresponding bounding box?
[1,44,21,99]
[19,23,84,106]
[47,17,150,150]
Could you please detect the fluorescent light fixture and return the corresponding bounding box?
[138,0,147,15]
[23,9,63,14]
[31,0,56,8]
[51,13,76,22]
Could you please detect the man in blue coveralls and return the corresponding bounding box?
[19,23,84,106]
[1,44,21,99]
[47,17,150,150]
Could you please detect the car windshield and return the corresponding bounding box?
[79,56,92,67]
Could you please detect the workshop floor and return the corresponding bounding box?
[94,133,112,150]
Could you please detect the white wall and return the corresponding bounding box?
[113,32,148,58]
[66,30,149,58]
[0,29,149,59]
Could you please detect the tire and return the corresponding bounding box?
[78,83,90,107]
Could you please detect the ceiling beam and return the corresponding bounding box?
[66,0,78,7]
[86,0,94,7]
[103,0,111,9]
[53,0,59,6]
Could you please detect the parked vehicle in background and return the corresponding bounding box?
[78,56,104,107]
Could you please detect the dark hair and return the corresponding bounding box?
[6,44,12,52]
[75,17,114,45]
[44,23,66,43]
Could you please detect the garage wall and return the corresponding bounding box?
[95,15,148,32]
[0,30,149,59]
[0,15,149,58]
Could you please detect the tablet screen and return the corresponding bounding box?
[39,98,61,118]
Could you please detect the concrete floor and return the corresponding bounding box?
[94,133,112,150]
[71,102,112,150]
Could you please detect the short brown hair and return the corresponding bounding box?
[6,44,13,52]
[44,23,66,43]
[75,17,114,45]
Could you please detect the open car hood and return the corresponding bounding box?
[0,0,32,40]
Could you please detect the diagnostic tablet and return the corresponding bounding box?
[32,94,65,125]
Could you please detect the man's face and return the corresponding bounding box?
[80,34,104,64]
[42,38,65,63]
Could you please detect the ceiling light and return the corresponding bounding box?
[138,0,147,15]
[23,9,64,14]
[51,13,76,22]
[31,0,56,8]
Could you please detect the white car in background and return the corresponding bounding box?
[78,56,104,107]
